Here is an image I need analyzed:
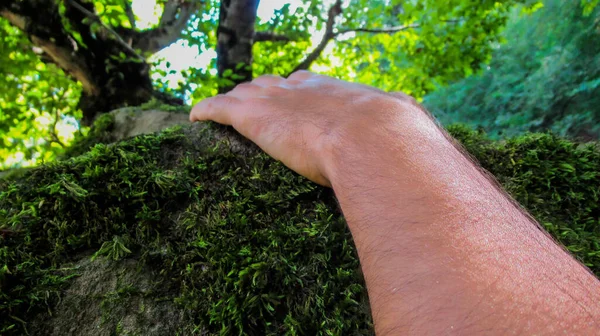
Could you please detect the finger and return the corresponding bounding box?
[252,74,285,87]
[189,94,242,125]
[227,82,262,100]
[283,79,302,87]
[288,70,316,81]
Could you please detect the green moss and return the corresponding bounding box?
[1,123,599,335]
[62,113,116,158]
[0,124,367,335]
[447,124,600,268]
[138,98,191,113]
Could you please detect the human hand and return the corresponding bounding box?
[190,71,417,186]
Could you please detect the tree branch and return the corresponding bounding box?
[290,0,342,73]
[289,6,422,75]
[129,0,198,54]
[160,0,183,26]
[0,7,98,94]
[66,0,144,61]
[49,117,66,148]
[334,24,420,36]
[2,0,174,123]
[254,31,293,42]
[49,90,67,148]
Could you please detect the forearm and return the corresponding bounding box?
[190,72,600,334]
[328,101,600,335]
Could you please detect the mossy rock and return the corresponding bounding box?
[63,107,189,158]
[29,254,190,336]
[1,114,599,335]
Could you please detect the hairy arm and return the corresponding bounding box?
[190,71,600,335]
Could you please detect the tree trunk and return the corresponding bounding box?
[217,0,260,93]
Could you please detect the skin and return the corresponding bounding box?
[190,71,600,335]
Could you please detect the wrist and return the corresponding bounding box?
[322,97,447,191]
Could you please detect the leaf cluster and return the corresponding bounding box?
[424,0,600,140]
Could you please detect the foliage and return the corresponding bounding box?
[424,0,600,140]
[583,0,600,14]
[250,0,536,97]
[2,0,530,168]
[0,20,82,169]
[251,2,323,77]
[1,121,600,335]
[322,0,531,98]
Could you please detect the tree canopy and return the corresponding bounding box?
[1,0,535,169]
[424,0,600,140]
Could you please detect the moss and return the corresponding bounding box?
[62,105,190,159]
[26,255,186,336]
[447,124,600,268]
[63,113,117,158]
[1,122,600,335]
[138,98,191,114]
[0,124,367,335]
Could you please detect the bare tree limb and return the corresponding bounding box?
[289,1,423,75]
[49,114,66,148]
[48,90,68,148]
[66,0,144,60]
[254,31,294,42]
[334,24,420,36]
[0,8,99,94]
[1,0,168,123]
[290,0,342,73]
[129,0,198,54]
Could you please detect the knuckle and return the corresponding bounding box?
[289,70,314,80]
[284,79,302,86]
[405,96,420,108]
[264,85,290,96]
[391,91,418,105]
[213,94,238,107]
[256,74,282,81]
[205,98,218,111]
[234,82,257,91]
[402,94,418,105]
[245,96,268,107]
[253,75,284,87]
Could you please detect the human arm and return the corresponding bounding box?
[190,71,600,335]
